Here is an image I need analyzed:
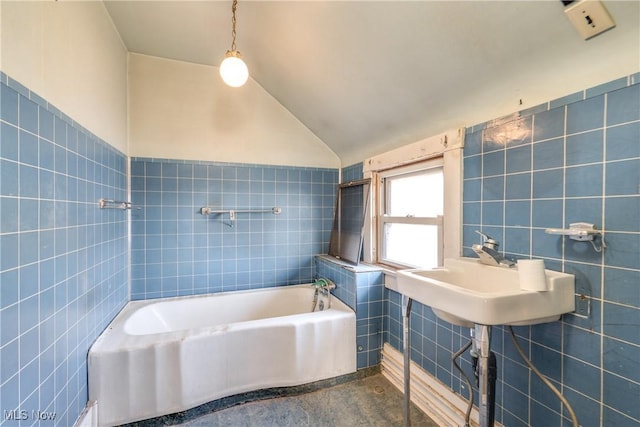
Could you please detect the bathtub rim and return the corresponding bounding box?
[89,283,353,353]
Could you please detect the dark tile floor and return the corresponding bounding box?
[179,374,439,427]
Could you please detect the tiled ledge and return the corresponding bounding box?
[315,254,384,273]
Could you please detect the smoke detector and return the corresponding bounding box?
[564,0,616,40]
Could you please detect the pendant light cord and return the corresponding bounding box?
[230,0,238,52]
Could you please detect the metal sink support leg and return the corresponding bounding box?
[402,295,413,427]
[474,324,496,427]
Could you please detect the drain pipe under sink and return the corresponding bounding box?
[401,314,578,427]
[473,324,497,427]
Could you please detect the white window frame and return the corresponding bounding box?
[362,128,464,269]
[377,159,444,269]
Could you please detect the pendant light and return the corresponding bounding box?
[220,0,248,87]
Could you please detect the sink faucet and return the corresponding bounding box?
[472,231,514,267]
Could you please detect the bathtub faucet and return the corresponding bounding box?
[312,278,336,291]
[311,278,336,311]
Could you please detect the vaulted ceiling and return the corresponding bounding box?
[104,1,640,164]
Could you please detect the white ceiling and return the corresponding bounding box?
[104,1,640,165]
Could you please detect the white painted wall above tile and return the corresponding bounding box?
[0,1,128,153]
[128,54,340,168]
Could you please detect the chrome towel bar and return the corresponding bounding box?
[98,199,140,210]
[200,207,281,216]
[200,207,282,227]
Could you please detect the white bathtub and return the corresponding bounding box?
[88,284,356,426]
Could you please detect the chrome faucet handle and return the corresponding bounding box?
[475,230,499,250]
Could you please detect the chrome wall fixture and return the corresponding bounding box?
[545,222,606,252]
[98,199,139,210]
[200,207,282,227]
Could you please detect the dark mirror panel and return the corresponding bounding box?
[328,179,371,265]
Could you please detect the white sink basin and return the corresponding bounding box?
[396,257,575,327]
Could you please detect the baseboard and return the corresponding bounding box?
[381,343,503,427]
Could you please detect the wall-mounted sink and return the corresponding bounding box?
[396,257,575,327]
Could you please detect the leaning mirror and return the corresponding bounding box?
[328,179,371,265]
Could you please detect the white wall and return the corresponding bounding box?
[0,1,128,153]
[128,54,339,168]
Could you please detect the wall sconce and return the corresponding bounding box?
[220,0,249,87]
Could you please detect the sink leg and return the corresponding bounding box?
[474,324,496,427]
[402,295,413,427]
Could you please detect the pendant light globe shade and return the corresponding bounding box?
[220,51,248,87]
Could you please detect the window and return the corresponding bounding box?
[362,128,463,271]
[378,159,444,269]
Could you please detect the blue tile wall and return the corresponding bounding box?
[315,256,384,370]
[341,162,363,183]
[130,157,337,299]
[315,256,357,311]
[0,74,128,426]
[389,293,481,403]
[384,75,639,427]
[355,269,385,368]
